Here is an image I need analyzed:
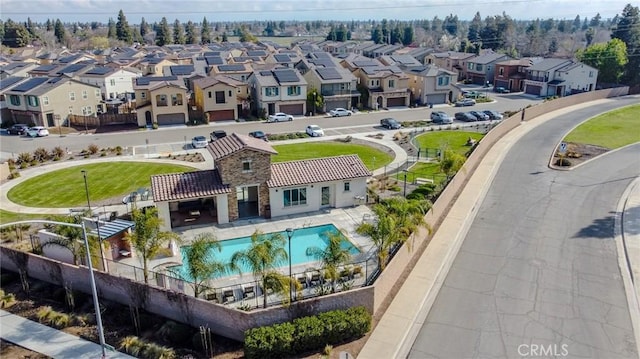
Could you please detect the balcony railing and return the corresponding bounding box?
[527,76,548,82]
[321,89,360,97]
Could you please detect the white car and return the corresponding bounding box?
[191,136,208,148]
[266,112,294,122]
[26,126,49,137]
[306,125,324,137]
[329,108,352,117]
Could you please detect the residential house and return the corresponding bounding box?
[0,77,28,124]
[209,63,253,83]
[4,77,102,127]
[133,76,189,126]
[151,133,371,230]
[0,62,37,79]
[341,55,410,109]
[493,58,542,92]
[77,67,142,100]
[377,54,423,68]
[523,59,598,97]
[248,68,308,116]
[464,52,511,85]
[136,56,178,75]
[424,51,476,79]
[193,75,249,121]
[405,65,459,105]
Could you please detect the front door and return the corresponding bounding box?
[321,186,331,207]
[46,113,55,127]
[237,186,259,218]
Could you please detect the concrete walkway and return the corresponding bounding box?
[0,309,135,359]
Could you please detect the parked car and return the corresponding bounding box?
[454,112,478,122]
[306,125,325,137]
[380,118,402,129]
[26,126,49,137]
[329,108,352,117]
[266,112,294,122]
[210,130,227,142]
[483,110,504,120]
[455,99,476,107]
[469,111,490,121]
[7,124,29,135]
[191,136,208,149]
[495,86,510,93]
[463,91,485,99]
[430,111,453,124]
[249,131,268,141]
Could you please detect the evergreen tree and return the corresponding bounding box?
[431,16,443,32]
[391,25,402,44]
[468,12,482,44]
[585,27,595,46]
[185,20,197,44]
[548,37,558,54]
[2,19,31,47]
[590,13,602,27]
[116,9,132,43]
[140,17,149,37]
[222,32,228,42]
[279,21,286,31]
[155,17,171,46]
[611,4,640,84]
[107,18,116,38]
[381,19,389,42]
[201,17,211,44]
[173,19,185,44]
[26,17,36,37]
[371,25,383,44]
[402,26,414,45]
[46,19,53,31]
[572,15,581,32]
[54,18,66,43]
[480,16,498,49]
[443,14,458,35]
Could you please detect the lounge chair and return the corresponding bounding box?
[242,284,255,299]
[222,289,235,303]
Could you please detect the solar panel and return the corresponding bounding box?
[33,65,57,72]
[11,77,49,92]
[85,67,112,75]
[317,68,342,80]
[205,56,224,65]
[218,64,246,72]
[273,69,299,83]
[170,65,194,76]
[247,50,266,56]
[362,67,380,75]
[57,54,81,63]
[136,76,178,86]
[57,64,86,74]
[204,51,221,56]
[259,70,273,76]
[0,76,26,90]
[354,60,377,67]
[274,54,291,63]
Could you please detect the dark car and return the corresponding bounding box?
[454,112,478,122]
[455,98,476,107]
[495,86,510,93]
[380,118,402,129]
[210,130,227,142]
[469,111,489,121]
[483,110,504,120]
[7,124,29,135]
[249,131,268,141]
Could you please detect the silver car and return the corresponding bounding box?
[329,108,352,117]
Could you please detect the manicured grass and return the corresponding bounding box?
[272,142,394,170]
[400,162,448,185]
[564,104,640,149]
[414,131,485,155]
[7,162,195,208]
[0,209,46,225]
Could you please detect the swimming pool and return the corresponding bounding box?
[170,224,360,279]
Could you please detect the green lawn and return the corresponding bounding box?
[272,142,394,170]
[564,104,640,149]
[414,131,485,156]
[7,162,195,208]
[0,209,47,225]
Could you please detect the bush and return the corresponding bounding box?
[37,306,54,322]
[17,152,32,165]
[555,158,572,166]
[156,320,194,345]
[33,147,50,162]
[0,290,16,308]
[120,336,176,359]
[244,306,371,359]
[87,144,99,154]
[51,146,66,159]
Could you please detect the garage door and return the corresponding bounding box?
[387,97,406,107]
[325,100,349,112]
[157,113,185,125]
[207,110,234,121]
[279,104,304,115]
[525,85,541,96]
[426,94,446,104]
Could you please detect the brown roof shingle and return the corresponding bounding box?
[267,155,372,188]
[151,169,230,202]
[207,133,277,161]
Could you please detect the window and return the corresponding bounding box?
[27,96,39,107]
[487,65,491,71]
[69,92,76,101]
[589,71,594,78]
[82,90,88,99]
[82,106,93,115]
[172,93,183,106]
[283,188,307,207]
[156,94,168,106]
[467,63,474,70]
[499,67,504,76]
[110,79,116,86]
[95,89,101,98]
[215,91,225,104]
[437,76,450,86]
[242,160,252,172]
[9,95,20,106]
[476,64,483,71]
[140,92,146,99]
[287,86,301,96]
[228,90,232,97]
[43,96,49,106]
[265,87,279,96]
[388,79,395,88]
[344,182,351,192]
[208,91,212,98]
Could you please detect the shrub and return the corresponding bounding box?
[8,171,20,179]
[33,147,50,162]
[37,306,54,322]
[244,322,296,359]
[17,152,32,165]
[50,312,70,328]
[555,158,572,166]
[0,290,16,308]
[152,123,159,130]
[120,336,144,357]
[156,320,194,345]
[87,144,99,154]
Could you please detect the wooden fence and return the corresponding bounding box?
[68,113,138,128]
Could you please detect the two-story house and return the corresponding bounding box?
[248,68,308,116]
[135,56,178,76]
[464,52,511,85]
[5,76,102,127]
[133,76,189,127]
[342,55,410,109]
[523,58,598,97]
[493,58,542,92]
[0,77,28,125]
[192,75,249,122]
[151,133,371,230]
[77,67,142,100]
[405,65,459,105]
[0,62,37,80]
[210,63,253,83]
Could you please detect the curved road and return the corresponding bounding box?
[409,98,639,358]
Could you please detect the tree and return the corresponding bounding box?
[371,25,383,44]
[26,17,36,37]
[611,4,640,84]
[221,32,228,42]
[185,20,197,44]
[238,26,257,43]
[468,12,482,44]
[2,20,31,48]
[173,19,185,44]
[572,15,581,32]
[548,37,558,55]
[443,14,458,35]
[140,17,149,37]
[89,36,110,49]
[356,204,399,271]
[107,18,116,39]
[44,211,99,267]
[46,19,53,32]
[577,38,628,84]
[54,19,66,43]
[590,13,602,27]
[116,9,132,43]
[402,26,414,45]
[306,229,352,293]
[440,148,466,180]
[381,197,431,241]
[229,230,295,308]
[179,232,226,298]
[125,207,180,284]
[155,17,171,46]
[585,27,595,46]
[201,17,211,44]
[390,25,402,44]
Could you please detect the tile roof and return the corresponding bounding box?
[151,169,230,202]
[207,133,278,161]
[267,155,372,188]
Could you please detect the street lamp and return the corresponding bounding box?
[82,170,107,273]
[0,220,107,359]
[403,170,408,197]
[313,91,317,116]
[286,227,294,303]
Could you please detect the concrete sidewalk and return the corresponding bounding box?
[620,177,640,356]
[0,309,135,359]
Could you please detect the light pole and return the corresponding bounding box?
[1,220,107,358]
[82,170,107,273]
[403,170,408,197]
[286,227,294,303]
[313,91,317,116]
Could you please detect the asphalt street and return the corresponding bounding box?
[409,98,640,358]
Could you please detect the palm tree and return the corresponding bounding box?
[382,197,432,246]
[125,208,180,284]
[43,212,99,266]
[180,232,227,298]
[356,204,399,271]
[306,229,352,293]
[228,230,295,308]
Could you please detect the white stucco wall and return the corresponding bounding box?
[157,201,171,232]
[37,230,77,265]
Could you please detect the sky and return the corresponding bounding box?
[0,0,633,24]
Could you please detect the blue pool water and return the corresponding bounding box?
[170,224,360,279]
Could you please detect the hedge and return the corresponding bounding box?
[244,306,371,359]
